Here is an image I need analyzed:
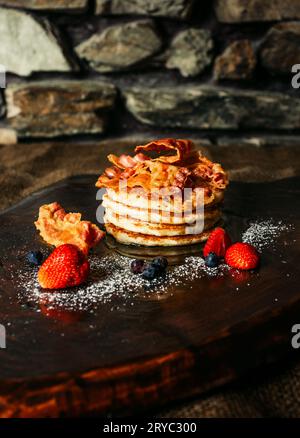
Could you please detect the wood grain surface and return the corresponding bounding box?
[0,175,299,417]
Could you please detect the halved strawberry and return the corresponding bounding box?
[203,227,232,258]
[225,242,260,270]
[38,244,90,289]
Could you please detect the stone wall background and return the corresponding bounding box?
[0,0,300,143]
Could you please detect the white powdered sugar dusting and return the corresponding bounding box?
[15,254,228,312]
[242,219,293,252]
[14,219,294,312]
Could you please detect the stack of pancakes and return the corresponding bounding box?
[96,139,228,246]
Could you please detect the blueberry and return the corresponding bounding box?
[205,252,219,268]
[151,256,168,272]
[142,264,160,280]
[130,259,145,274]
[27,250,43,266]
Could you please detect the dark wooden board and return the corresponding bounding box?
[0,175,299,417]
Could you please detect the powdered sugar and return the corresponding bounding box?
[242,219,293,252]
[14,219,294,312]
[16,253,228,312]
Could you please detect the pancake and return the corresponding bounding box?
[102,194,222,225]
[96,138,229,247]
[104,208,221,236]
[105,222,213,246]
[106,187,224,211]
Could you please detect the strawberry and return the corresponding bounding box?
[38,244,90,289]
[203,227,232,258]
[225,243,260,270]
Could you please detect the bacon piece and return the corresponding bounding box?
[191,165,213,181]
[97,162,146,188]
[96,174,114,188]
[189,154,228,190]
[96,165,123,188]
[95,138,229,196]
[108,153,148,169]
[35,202,104,255]
[104,166,122,178]
[211,172,228,190]
[134,153,149,162]
[174,167,191,189]
[135,138,194,164]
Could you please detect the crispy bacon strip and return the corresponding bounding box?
[104,166,122,179]
[95,138,228,195]
[108,153,148,169]
[189,154,228,190]
[135,138,194,164]
[35,202,104,255]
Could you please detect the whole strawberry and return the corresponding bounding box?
[38,244,90,289]
[225,243,260,270]
[203,227,232,258]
